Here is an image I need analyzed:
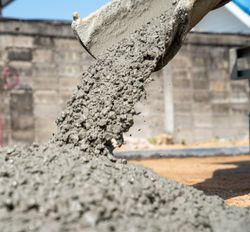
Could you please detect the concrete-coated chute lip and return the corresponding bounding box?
[71,0,230,70]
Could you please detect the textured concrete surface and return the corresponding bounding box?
[1,143,250,232]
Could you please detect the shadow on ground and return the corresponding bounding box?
[193,160,250,200]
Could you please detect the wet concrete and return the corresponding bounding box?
[1,143,250,232]
[0,3,250,232]
[55,1,190,155]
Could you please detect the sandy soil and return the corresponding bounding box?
[131,155,250,207]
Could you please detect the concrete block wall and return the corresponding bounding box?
[0,19,250,146]
[169,33,250,143]
[0,19,92,146]
[130,33,250,143]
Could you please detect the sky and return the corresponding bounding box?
[3,0,111,20]
[3,0,250,21]
[233,0,250,15]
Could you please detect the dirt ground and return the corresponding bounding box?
[131,155,250,207]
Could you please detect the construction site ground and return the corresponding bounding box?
[131,154,250,208]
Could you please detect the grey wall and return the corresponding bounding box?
[0,19,92,145]
[130,33,250,143]
[171,34,250,143]
[0,19,250,146]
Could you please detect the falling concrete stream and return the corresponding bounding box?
[0,2,250,232]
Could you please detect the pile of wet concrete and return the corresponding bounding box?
[1,143,250,232]
[1,5,250,232]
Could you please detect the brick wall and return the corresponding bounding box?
[0,19,250,146]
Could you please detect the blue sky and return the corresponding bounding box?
[233,0,250,15]
[3,0,249,20]
[3,0,111,20]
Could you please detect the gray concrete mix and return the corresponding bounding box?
[55,1,190,153]
[1,143,250,232]
[0,2,250,232]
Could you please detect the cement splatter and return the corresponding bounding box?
[0,3,250,232]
